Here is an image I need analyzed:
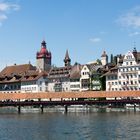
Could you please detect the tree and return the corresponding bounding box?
[113,56,117,65]
[110,54,114,63]
[96,59,102,65]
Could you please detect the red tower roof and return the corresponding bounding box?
[36,40,51,59]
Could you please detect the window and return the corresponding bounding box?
[134,74,137,78]
[130,62,132,65]
[108,76,110,80]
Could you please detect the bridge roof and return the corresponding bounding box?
[0,91,139,100]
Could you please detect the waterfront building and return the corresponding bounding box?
[105,66,119,91]
[105,48,140,91]
[80,65,90,91]
[70,63,82,91]
[118,48,140,91]
[48,50,72,92]
[21,71,48,93]
[0,64,36,93]
[80,64,103,91]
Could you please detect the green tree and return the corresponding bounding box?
[110,54,114,63]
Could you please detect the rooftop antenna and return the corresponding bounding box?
[133,41,136,48]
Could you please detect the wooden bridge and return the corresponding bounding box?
[0,91,139,100]
[0,91,139,113]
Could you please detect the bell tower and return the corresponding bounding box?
[36,40,51,71]
[101,51,108,65]
[64,50,71,67]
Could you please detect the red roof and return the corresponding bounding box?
[36,40,51,59]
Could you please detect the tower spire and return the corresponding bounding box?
[64,49,71,67]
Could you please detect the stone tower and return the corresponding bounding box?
[132,47,137,62]
[101,51,108,65]
[36,40,51,72]
[64,50,71,67]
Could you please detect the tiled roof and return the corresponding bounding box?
[21,71,48,82]
[102,66,118,76]
[87,64,103,71]
[0,64,36,76]
[70,64,82,79]
[0,64,48,83]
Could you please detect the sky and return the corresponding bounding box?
[0,0,140,70]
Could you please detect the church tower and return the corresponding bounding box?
[101,51,108,65]
[36,40,51,72]
[64,50,71,67]
[132,47,137,62]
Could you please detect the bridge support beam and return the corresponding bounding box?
[64,105,68,113]
[134,104,136,112]
[40,105,44,114]
[18,105,21,114]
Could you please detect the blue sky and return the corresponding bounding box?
[0,0,140,69]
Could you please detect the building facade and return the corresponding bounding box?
[105,48,140,91]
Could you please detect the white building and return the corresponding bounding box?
[70,63,82,91]
[48,66,71,92]
[80,65,90,91]
[105,67,119,91]
[105,48,140,91]
[21,71,48,93]
[118,49,140,91]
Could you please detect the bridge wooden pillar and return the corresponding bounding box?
[134,104,136,112]
[18,105,21,114]
[64,105,68,113]
[40,105,44,114]
[17,99,21,114]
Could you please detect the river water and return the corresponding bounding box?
[0,112,139,140]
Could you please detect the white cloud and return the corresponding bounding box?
[129,31,140,36]
[89,37,101,43]
[117,6,140,28]
[0,14,7,20]
[0,2,20,25]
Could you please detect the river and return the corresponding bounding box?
[0,111,139,140]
